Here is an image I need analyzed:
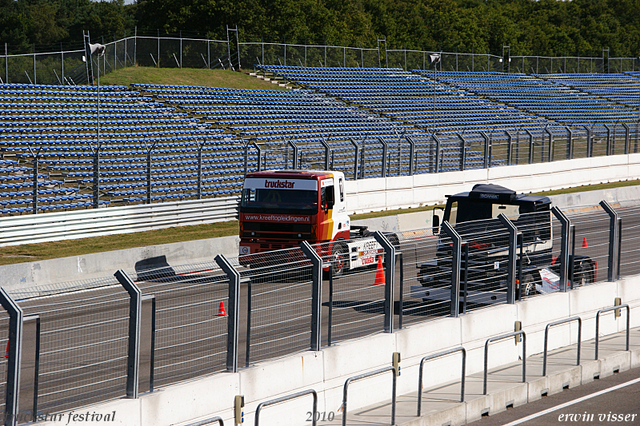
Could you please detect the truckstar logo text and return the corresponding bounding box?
[264,179,295,189]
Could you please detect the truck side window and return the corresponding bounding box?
[339,178,344,202]
[242,188,256,205]
[321,186,335,208]
[447,201,458,225]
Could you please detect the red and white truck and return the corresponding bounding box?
[238,170,396,275]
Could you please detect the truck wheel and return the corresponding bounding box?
[385,233,400,249]
[575,260,595,286]
[522,274,536,297]
[331,244,349,277]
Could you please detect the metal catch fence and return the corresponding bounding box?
[0,200,633,421]
[14,277,129,418]
[131,260,230,389]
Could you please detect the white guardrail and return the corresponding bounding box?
[1,153,639,247]
[0,196,240,247]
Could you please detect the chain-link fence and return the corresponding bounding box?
[3,33,640,85]
[131,260,229,388]
[11,277,129,419]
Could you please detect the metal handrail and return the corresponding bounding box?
[417,347,466,416]
[543,316,582,376]
[595,304,630,360]
[342,366,397,426]
[255,389,318,426]
[183,416,224,426]
[483,331,526,395]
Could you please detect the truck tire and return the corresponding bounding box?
[574,259,595,287]
[331,243,349,277]
[385,232,400,250]
[522,273,536,297]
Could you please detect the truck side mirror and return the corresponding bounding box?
[432,214,440,234]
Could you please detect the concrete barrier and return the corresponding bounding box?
[35,274,640,426]
[0,235,239,293]
[345,153,640,214]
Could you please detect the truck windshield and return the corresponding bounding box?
[240,188,318,213]
[448,199,521,225]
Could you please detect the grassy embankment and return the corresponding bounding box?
[1,66,638,265]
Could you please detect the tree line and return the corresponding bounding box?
[1,0,639,58]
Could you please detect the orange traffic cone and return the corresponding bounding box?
[373,256,385,286]
[217,301,227,316]
[582,237,588,248]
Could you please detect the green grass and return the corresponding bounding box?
[99,65,287,91]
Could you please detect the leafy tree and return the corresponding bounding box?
[2,0,640,59]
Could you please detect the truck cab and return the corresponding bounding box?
[418,183,554,298]
[238,170,350,256]
[416,183,595,304]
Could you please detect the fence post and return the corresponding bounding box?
[146,142,157,204]
[33,44,36,85]
[604,124,612,155]
[458,132,466,171]
[441,222,462,317]
[505,130,513,165]
[300,241,322,351]
[378,137,388,177]
[4,43,8,84]
[91,143,101,209]
[114,270,141,399]
[244,140,262,175]
[544,126,553,162]
[497,214,519,304]
[27,145,42,214]
[206,36,210,69]
[566,126,574,159]
[525,129,534,164]
[432,134,442,173]
[214,254,240,372]
[393,130,405,176]
[481,131,490,168]
[320,136,331,170]
[196,140,203,199]
[622,123,630,155]
[287,138,298,170]
[373,232,395,333]
[0,287,23,426]
[349,138,359,180]
[134,26,137,65]
[599,200,620,282]
[359,137,366,179]
[407,136,415,175]
[583,125,593,157]
[551,207,571,292]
